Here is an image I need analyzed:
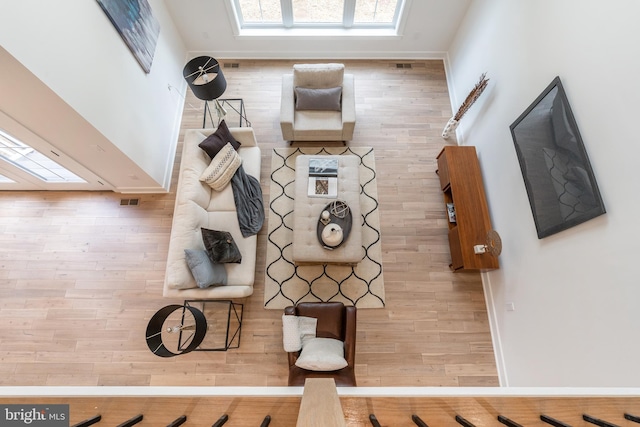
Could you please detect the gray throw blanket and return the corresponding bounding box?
[231,164,265,237]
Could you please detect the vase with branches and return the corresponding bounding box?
[442,72,489,139]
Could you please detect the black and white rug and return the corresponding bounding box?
[264,147,385,309]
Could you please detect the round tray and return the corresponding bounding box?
[316,201,353,249]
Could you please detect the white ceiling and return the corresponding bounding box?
[163,0,472,58]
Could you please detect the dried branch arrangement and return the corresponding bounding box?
[453,72,489,121]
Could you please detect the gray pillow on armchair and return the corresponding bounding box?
[295,86,342,111]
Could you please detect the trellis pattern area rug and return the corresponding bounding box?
[264,147,385,309]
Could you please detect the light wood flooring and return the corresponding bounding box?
[0,60,499,387]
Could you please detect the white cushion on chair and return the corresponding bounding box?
[282,315,317,352]
[295,337,348,371]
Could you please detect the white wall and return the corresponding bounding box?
[0,0,187,192]
[165,0,471,59]
[447,0,640,386]
[0,0,470,191]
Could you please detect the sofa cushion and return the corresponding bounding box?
[200,142,242,191]
[184,249,228,288]
[293,63,344,89]
[178,169,212,210]
[201,228,242,264]
[295,86,342,111]
[166,200,209,290]
[293,111,343,140]
[207,211,256,285]
[198,120,241,159]
[164,209,258,296]
[294,337,348,371]
[178,134,213,209]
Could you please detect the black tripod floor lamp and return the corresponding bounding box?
[146,300,243,357]
[145,304,207,357]
[183,56,228,128]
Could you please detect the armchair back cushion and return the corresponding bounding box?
[294,63,344,89]
[293,302,345,340]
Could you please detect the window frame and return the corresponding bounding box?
[227,0,408,36]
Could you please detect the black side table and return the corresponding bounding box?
[218,98,251,128]
[203,98,251,128]
[183,299,243,351]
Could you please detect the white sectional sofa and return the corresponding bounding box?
[164,127,261,299]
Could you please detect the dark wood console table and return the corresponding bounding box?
[436,146,499,272]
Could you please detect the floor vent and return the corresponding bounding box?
[396,63,412,69]
[120,198,140,206]
[225,63,240,68]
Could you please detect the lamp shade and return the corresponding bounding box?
[183,56,227,101]
[145,304,207,357]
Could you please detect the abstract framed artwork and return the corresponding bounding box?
[510,76,605,239]
[97,0,160,73]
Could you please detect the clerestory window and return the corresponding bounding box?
[231,0,406,32]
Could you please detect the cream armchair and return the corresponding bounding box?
[280,63,355,144]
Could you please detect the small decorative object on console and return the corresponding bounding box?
[446,203,456,223]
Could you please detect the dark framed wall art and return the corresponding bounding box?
[97,0,160,73]
[510,76,605,238]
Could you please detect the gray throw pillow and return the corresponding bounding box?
[201,228,242,264]
[295,86,342,111]
[184,249,228,288]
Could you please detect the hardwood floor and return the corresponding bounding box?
[0,60,499,387]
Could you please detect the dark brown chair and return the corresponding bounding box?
[284,302,357,387]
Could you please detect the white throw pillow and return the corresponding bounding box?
[282,315,301,352]
[295,337,347,371]
[298,316,317,345]
[199,142,242,191]
[282,315,317,352]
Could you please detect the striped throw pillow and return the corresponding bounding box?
[199,142,242,191]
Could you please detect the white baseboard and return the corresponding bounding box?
[186,50,448,61]
[481,271,509,387]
